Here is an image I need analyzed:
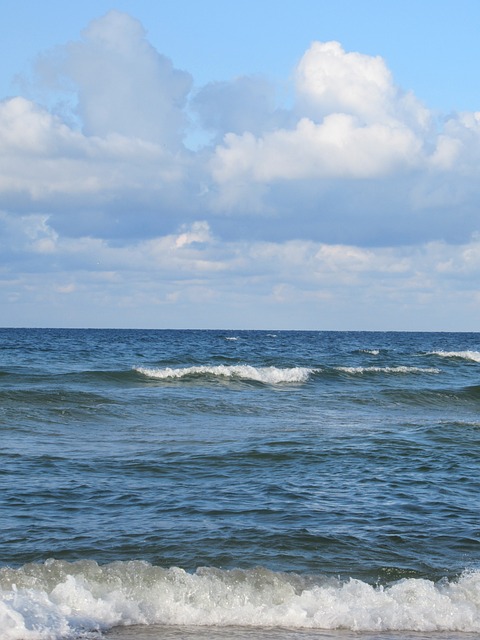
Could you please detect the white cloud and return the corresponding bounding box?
[206,40,480,245]
[3,13,480,328]
[3,20,480,246]
[296,41,395,123]
[1,211,480,329]
[295,41,430,128]
[174,221,212,247]
[0,96,185,197]
[210,40,433,202]
[212,114,422,184]
[34,10,192,148]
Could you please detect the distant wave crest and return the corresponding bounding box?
[429,350,480,363]
[134,364,313,384]
[336,366,441,375]
[2,561,480,638]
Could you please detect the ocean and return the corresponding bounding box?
[1,328,480,640]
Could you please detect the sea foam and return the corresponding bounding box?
[2,562,480,639]
[134,365,313,384]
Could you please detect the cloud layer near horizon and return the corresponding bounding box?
[1,11,480,328]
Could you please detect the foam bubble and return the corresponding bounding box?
[2,562,480,638]
[134,365,313,384]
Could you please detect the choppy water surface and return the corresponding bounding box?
[1,329,480,639]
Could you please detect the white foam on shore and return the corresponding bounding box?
[2,561,480,639]
[134,365,313,384]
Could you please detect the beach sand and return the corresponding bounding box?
[106,626,357,640]
[105,625,476,640]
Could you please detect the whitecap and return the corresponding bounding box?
[134,364,313,384]
[429,350,480,363]
[336,366,441,374]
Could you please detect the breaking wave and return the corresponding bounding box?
[2,561,480,639]
[134,365,313,384]
[428,350,480,363]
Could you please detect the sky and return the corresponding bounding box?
[1,0,480,330]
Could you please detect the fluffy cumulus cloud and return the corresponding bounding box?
[35,11,192,146]
[210,41,433,219]
[1,10,480,329]
[295,41,429,127]
[206,41,480,249]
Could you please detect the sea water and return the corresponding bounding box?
[1,329,480,640]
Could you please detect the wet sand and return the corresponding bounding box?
[105,625,477,640]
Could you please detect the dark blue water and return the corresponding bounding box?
[1,329,480,638]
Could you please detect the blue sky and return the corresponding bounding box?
[1,0,480,330]
[3,0,480,112]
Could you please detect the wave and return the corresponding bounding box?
[134,365,313,384]
[133,364,442,385]
[2,561,480,638]
[428,350,480,363]
[383,384,480,407]
[335,366,441,375]
[355,349,381,356]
